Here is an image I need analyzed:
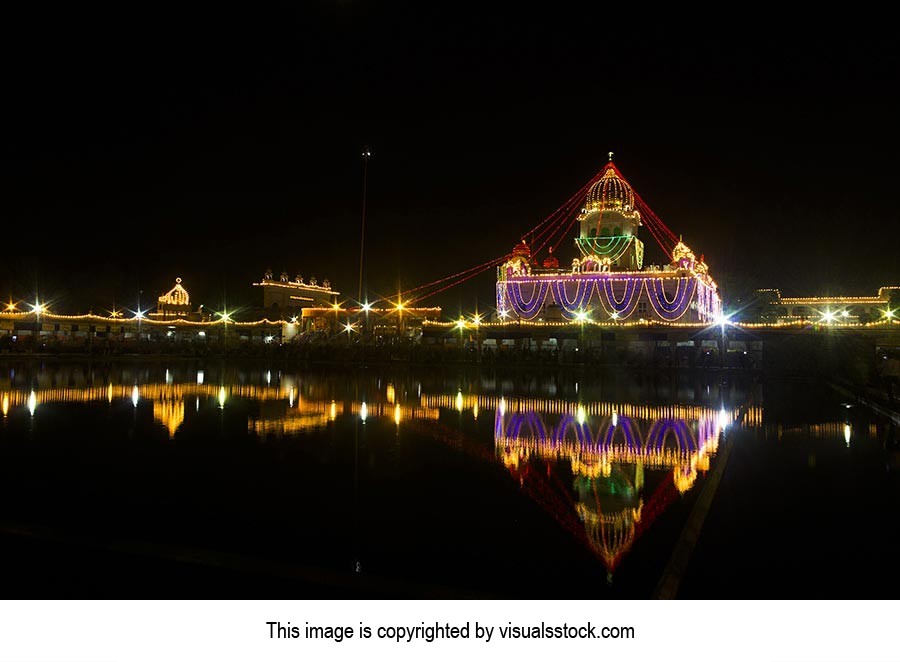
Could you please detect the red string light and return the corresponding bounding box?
[395,160,687,306]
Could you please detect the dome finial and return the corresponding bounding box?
[608,151,614,162]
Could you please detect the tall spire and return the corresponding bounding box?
[608,151,614,162]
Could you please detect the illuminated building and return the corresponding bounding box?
[496,160,721,323]
[754,286,900,324]
[253,269,340,314]
[149,277,206,321]
[297,305,442,336]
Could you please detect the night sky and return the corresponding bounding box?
[2,5,898,316]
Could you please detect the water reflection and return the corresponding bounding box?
[3,361,897,595]
[493,401,728,574]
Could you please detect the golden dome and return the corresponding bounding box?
[585,164,635,212]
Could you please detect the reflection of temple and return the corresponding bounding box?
[0,381,440,439]
[494,404,727,574]
[496,160,721,323]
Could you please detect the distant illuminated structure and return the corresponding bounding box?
[755,286,899,324]
[150,277,203,321]
[253,269,340,313]
[496,160,721,323]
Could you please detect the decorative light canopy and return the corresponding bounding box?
[158,278,190,307]
[585,164,635,213]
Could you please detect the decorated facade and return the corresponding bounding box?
[149,277,205,321]
[496,161,721,324]
[754,286,899,324]
[253,269,340,312]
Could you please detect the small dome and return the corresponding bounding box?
[512,240,532,259]
[158,278,189,306]
[585,164,635,212]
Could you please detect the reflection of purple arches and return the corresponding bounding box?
[550,280,595,318]
[646,419,696,452]
[506,281,551,319]
[502,412,701,457]
[696,415,717,447]
[600,416,640,452]
[646,278,697,321]
[506,412,549,442]
[552,414,590,447]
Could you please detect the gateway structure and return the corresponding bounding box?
[496,160,721,323]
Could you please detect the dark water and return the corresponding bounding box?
[0,361,897,597]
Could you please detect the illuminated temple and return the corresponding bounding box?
[496,161,721,324]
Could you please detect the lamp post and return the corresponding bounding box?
[358,147,371,306]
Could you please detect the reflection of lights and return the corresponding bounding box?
[394,403,401,426]
[473,402,479,421]
[28,390,37,416]
[266,370,271,386]
[330,400,337,421]
[611,411,618,427]
[165,369,172,385]
[718,407,729,431]
[844,423,851,446]
[456,390,464,412]
[195,397,200,412]
[218,387,227,409]
[499,396,506,417]
[288,387,294,408]
[360,401,368,422]
[107,383,113,404]
[131,385,139,408]
[386,383,395,404]
[577,404,586,425]
[197,371,204,385]
[2,393,9,417]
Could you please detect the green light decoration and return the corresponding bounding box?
[575,235,633,261]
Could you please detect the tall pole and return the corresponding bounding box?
[357,147,371,305]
